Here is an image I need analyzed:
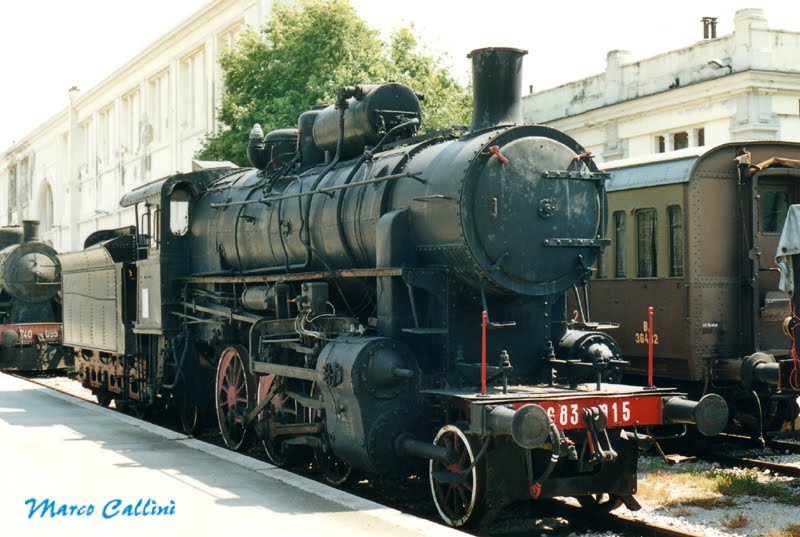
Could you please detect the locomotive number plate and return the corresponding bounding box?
[514,396,663,430]
[0,323,63,346]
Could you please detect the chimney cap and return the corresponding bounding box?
[467,46,528,59]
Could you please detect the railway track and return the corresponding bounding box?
[15,373,719,537]
[518,501,712,537]
[706,451,800,477]
[697,432,800,477]
[605,514,708,537]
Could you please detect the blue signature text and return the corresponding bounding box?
[25,498,176,519]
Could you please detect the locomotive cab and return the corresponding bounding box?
[119,173,211,332]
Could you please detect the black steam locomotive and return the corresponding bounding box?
[0,220,65,372]
[61,48,727,527]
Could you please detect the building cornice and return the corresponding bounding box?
[74,0,249,107]
[541,70,800,130]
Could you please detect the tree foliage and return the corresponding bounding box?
[197,0,471,164]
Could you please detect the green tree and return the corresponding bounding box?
[384,26,472,134]
[197,0,470,164]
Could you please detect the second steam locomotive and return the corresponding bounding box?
[0,220,64,372]
[61,47,727,527]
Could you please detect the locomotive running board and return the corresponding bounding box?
[179,267,404,284]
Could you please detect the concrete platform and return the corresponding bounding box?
[0,372,465,537]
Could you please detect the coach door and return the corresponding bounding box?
[756,172,800,351]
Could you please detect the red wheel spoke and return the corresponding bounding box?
[215,348,253,451]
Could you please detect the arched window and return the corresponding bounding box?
[37,181,54,231]
[169,188,190,236]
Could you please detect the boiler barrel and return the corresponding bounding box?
[192,124,604,298]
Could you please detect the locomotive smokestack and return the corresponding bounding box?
[21,220,39,244]
[468,47,528,132]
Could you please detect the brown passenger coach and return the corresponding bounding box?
[587,141,800,434]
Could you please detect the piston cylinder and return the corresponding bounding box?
[395,436,456,464]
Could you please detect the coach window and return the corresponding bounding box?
[636,208,657,278]
[668,205,684,277]
[761,189,789,233]
[613,211,626,278]
[170,189,190,236]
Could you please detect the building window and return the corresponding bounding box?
[121,90,141,156]
[79,119,93,173]
[637,208,658,277]
[59,132,68,182]
[7,166,17,223]
[697,128,705,146]
[148,71,170,143]
[98,106,113,167]
[613,211,626,278]
[180,48,206,131]
[674,132,688,150]
[217,23,242,51]
[19,157,31,210]
[668,205,684,277]
[657,136,665,153]
[761,189,790,233]
[38,181,54,231]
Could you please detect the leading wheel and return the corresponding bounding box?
[178,382,203,436]
[179,402,201,436]
[215,346,254,450]
[429,425,487,528]
[314,448,353,486]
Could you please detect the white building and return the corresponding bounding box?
[0,0,273,252]
[521,8,800,164]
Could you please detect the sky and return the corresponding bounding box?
[1,0,799,151]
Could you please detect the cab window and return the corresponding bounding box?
[170,189,190,236]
